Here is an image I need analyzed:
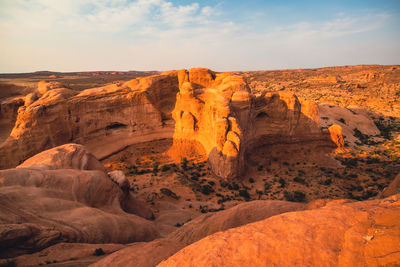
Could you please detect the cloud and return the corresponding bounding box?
[0,0,222,34]
[0,0,397,72]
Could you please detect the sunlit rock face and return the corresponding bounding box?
[170,69,334,180]
[0,74,179,169]
[0,144,159,258]
[158,194,400,267]
[0,69,338,180]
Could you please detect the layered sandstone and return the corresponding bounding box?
[0,74,179,168]
[0,144,159,258]
[169,69,335,179]
[0,69,340,180]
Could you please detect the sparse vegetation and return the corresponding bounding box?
[94,248,105,256]
[239,189,250,201]
[284,191,306,202]
[0,260,16,267]
[181,157,188,171]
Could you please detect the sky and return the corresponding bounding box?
[0,0,399,73]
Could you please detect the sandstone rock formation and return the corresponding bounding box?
[0,144,159,258]
[158,195,400,267]
[17,143,104,171]
[91,200,305,267]
[0,74,179,169]
[169,69,335,179]
[0,69,341,180]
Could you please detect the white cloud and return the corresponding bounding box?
[0,0,220,34]
[0,1,398,72]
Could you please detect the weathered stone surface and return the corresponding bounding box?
[0,74,179,169]
[0,69,341,180]
[158,195,400,267]
[90,200,305,267]
[0,144,159,258]
[170,70,334,180]
[108,170,129,191]
[17,143,104,172]
[381,173,400,198]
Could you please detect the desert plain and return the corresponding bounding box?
[0,65,399,266]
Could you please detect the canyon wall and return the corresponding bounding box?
[0,69,337,180]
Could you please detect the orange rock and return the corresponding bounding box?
[381,173,400,198]
[91,200,305,267]
[328,124,345,149]
[0,69,340,180]
[0,144,158,257]
[158,195,400,267]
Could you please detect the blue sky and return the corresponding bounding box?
[0,0,399,72]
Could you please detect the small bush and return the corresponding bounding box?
[278,178,286,188]
[338,118,346,124]
[201,185,214,195]
[249,178,255,183]
[353,128,369,143]
[293,177,306,185]
[239,189,250,201]
[319,178,332,185]
[284,191,306,202]
[231,183,240,190]
[161,164,171,172]
[181,157,188,171]
[152,161,159,175]
[0,260,16,267]
[341,158,358,167]
[94,248,105,256]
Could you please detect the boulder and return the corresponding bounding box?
[0,144,159,257]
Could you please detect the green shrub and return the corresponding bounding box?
[201,185,214,195]
[181,157,188,171]
[152,161,159,175]
[284,191,306,202]
[239,189,250,200]
[293,176,307,185]
[161,164,171,172]
[94,248,105,256]
[278,178,286,188]
[0,260,16,267]
[341,158,358,167]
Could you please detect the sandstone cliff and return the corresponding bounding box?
[0,69,342,180]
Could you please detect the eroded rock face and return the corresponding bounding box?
[0,74,179,169]
[90,200,305,267]
[17,143,104,172]
[0,69,338,180]
[169,69,334,180]
[0,144,159,258]
[158,195,400,267]
[381,173,400,198]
